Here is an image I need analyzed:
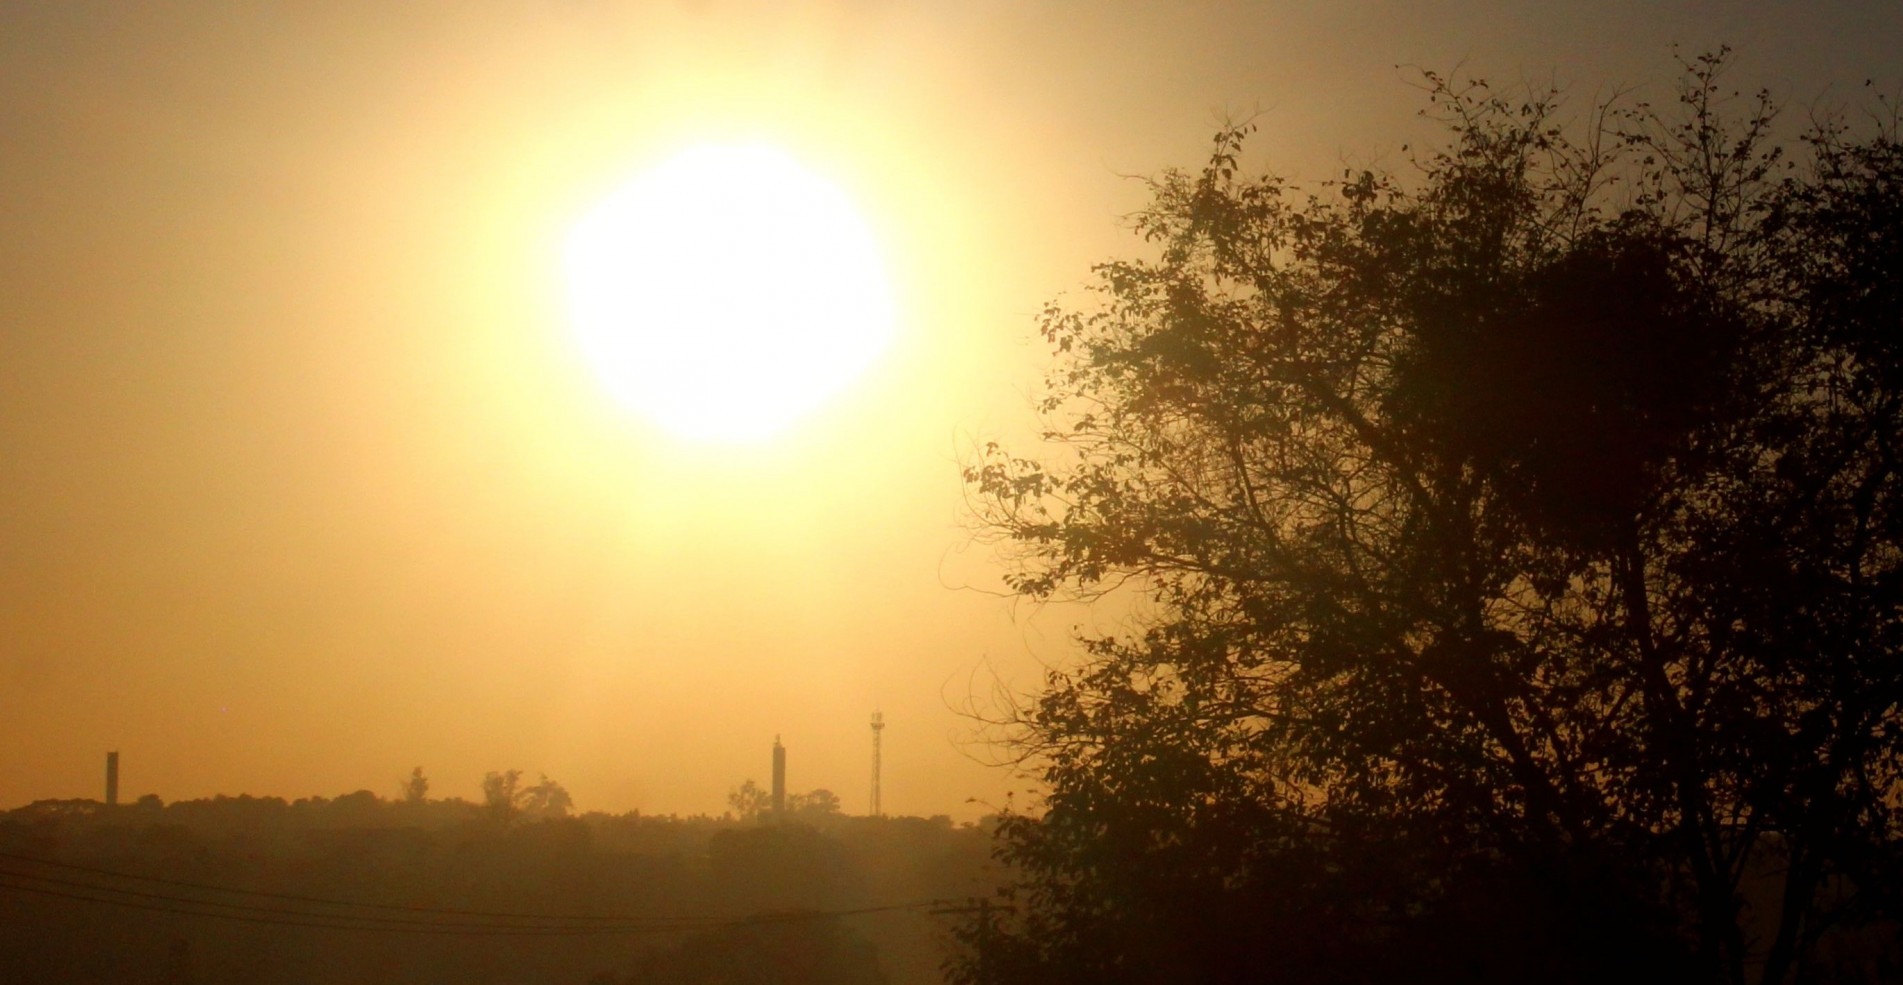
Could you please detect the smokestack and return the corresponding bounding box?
[105,751,119,807]
[870,711,884,817]
[771,735,786,815]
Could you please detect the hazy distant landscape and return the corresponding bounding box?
[0,784,994,985]
[6,2,1903,984]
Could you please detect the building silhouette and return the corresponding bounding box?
[771,735,786,815]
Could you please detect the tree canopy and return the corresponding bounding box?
[961,51,1903,985]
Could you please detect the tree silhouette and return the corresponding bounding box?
[519,774,574,819]
[478,769,572,822]
[789,789,844,820]
[400,767,429,805]
[482,769,523,822]
[730,779,772,821]
[962,51,1902,985]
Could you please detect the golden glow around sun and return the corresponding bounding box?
[563,143,896,443]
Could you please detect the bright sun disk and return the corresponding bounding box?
[564,143,896,443]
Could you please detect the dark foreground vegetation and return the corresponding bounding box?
[0,787,995,985]
[960,50,1903,985]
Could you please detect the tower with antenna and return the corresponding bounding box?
[870,711,885,817]
[771,735,786,816]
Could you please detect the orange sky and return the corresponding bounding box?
[3,1,1898,819]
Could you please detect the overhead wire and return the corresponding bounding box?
[0,868,680,934]
[0,850,691,923]
[0,850,951,938]
[0,880,692,937]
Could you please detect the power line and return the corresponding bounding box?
[0,880,689,937]
[0,874,943,937]
[0,850,686,923]
[0,850,947,938]
[0,869,673,934]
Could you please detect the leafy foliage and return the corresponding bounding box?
[962,51,1903,985]
[482,769,575,822]
[401,766,430,804]
[730,779,774,820]
[728,782,846,822]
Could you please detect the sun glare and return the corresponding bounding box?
[563,143,896,443]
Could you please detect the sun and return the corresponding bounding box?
[563,143,896,443]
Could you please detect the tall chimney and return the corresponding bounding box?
[771,735,786,815]
[870,711,885,817]
[105,751,119,807]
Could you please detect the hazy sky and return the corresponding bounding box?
[3,1,1899,819]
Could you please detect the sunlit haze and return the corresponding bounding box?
[1,0,1897,824]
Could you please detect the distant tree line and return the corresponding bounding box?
[961,49,1903,985]
[728,779,846,822]
[0,777,996,985]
